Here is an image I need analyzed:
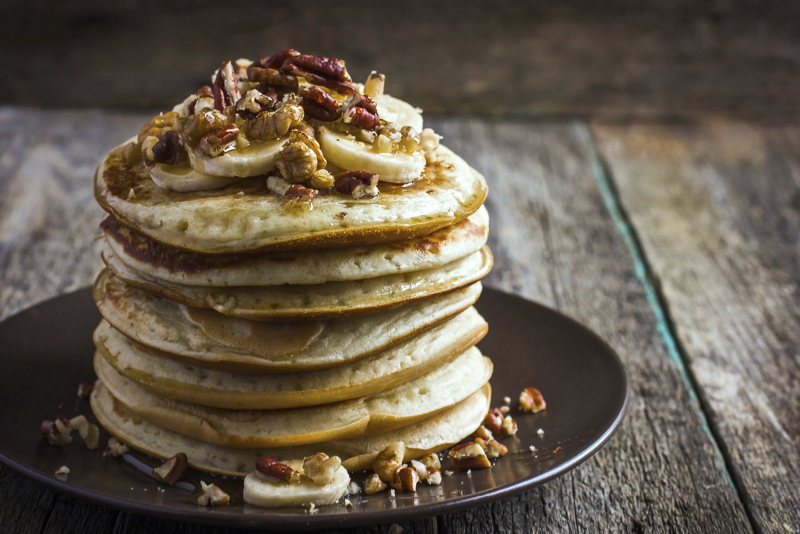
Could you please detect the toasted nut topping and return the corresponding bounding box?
[199,123,239,158]
[520,387,546,413]
[77,381,94,399]
[245,101,304,141]
[276,131,326,183]
[373,442,405,483]
[184,109,229,147]
[364,71,385,98]
[281,54,355,94]
[197,481,230,506]
[364,473,387,495]
[502,415,518,436]
[448,442,491,470]
[255,457,301,483]
[213,61,241,111]
[236,89,274,119]
[418,453,441,471]
[396,467,419,492]
[300,86,342,122]
[473,425,494,441]
[69,415,100,450]
[483,408,505,437]
[334,170,379,200]
[341,92,380,130]
[152,453,188,486]
[303,453,342,486]
[103,437,129,457]
[41,417,72,446]
[475,438,509,459]
[152,130,188,166]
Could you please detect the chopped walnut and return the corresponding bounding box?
[68,415,100,450]
[410,459,441,485]
[137,112,182,145]
[418,453,441,471]
[347,481,362,495]
[103,437,129,457]
[41,417,72,446]
[502,415,518,436]
[373,442,405,483]
[303,453,342,486]
[152,130,188,166]
[334,171,379,200]
[419,128,441,164]
[183,109,229,148]
[255,457,301,483]
[152,453,188,486]
[473,425,494,441]
[519,387,547,413]
[309,169,334,189]
[399,126,421,154]
[475,437,509,459]
[140,136,160,166]
[245,101,304,141]
[236,89,274,118]
[483,408,505,437]
[395,466,419,492]
[197,481,230,506]
[426,470,443,486]
[448,442,491,470]
[364,473,387,495]
[276,131,326,183]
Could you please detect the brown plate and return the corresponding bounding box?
[0,287,627,530]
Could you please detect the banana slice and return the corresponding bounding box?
[243,464,350,508]
[187,136,288,178]
[150,164,245,192]
[373,94,423,131]
[317,127,425,184]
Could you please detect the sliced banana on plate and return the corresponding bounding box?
[150,164,245,192]
[187,136,288,178]
[317,126,426,184]
[243,464,351,508]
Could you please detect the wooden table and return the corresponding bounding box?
[1,108,797,533]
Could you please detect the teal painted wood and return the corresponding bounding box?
[594,122,800,533]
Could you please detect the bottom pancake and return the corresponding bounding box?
[90,381,491,477]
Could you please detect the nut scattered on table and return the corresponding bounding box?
[448,442,491,470]
[103,437,130,457]
[152,452,188,486]
[41,417,72,446]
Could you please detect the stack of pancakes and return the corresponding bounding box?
[89,114,492,477]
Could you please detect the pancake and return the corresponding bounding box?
[90,380,491,477]
[101,246,493,321]
[93,306,487,409]
[95,346,492,447]
[96,142,487,254]
[95,270,482,373]
[102,206,489,287]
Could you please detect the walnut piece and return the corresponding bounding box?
[475,437,509,459]
[473,425,494,441]
[309,169,334,190]
[152,452,188,486]
[448,442,491,470]
[341,92,380,130]
[40,417,71,447]
[236,89,274,119]
[302,453,342,486]
[418,453,441,471]
[68,415,100,450]
[519,387,546,413]
[364,473,388,495]
[410,459,442,485]
[184,109,229,148]
[197,481,230,506]
[245,101,304,141]
[395,466,419,492]
[334,170,379,200]
[255,457,301,483]
[373,442,405,483]
[502,415,518,436]
[483,408,505,437]
[152,130,188,166]
[276,131,326,183]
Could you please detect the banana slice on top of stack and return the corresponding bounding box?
[90,49,496,508]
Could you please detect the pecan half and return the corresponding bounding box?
[334,170,379,199]
[275,131,325,183]
[198,123,239,158]
[152,131,188,166]
[152,452,188,486]
[300,86,341,122]
[213,61,241,111]
[341,92,380,130]
[520,387,546,413]
[255,457,301,483]
[250,68,298,95]
[281,54,355,94]
[183,109,229,147]
[249,49,301,72]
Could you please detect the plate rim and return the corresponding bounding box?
[0,286,629,530]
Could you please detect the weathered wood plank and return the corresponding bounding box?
[0,465,58,534]
[425,118,751,532]
[2,2,800,121]
[593,121,800,533]
[0,109,750,532]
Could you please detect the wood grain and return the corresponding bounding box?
[593,121,800,533]
[2,2,800,121]
[0,109,750,532]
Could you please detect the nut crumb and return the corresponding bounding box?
[55,466,70,475]
[388,488,396,498]
[197,481,229,506]
[443,470,454,477]
[530,446,537,452]
[127,188,136,200]
[306,502,317,514]
[103,437,129,457]
[344,497,353,508]
[503,396,511,404]
[500,406,510,414]
[466,469,472,475]
[537,428,545,437]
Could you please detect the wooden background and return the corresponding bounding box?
[1,1,799,532]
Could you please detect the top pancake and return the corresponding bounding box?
[95,142,488,254]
